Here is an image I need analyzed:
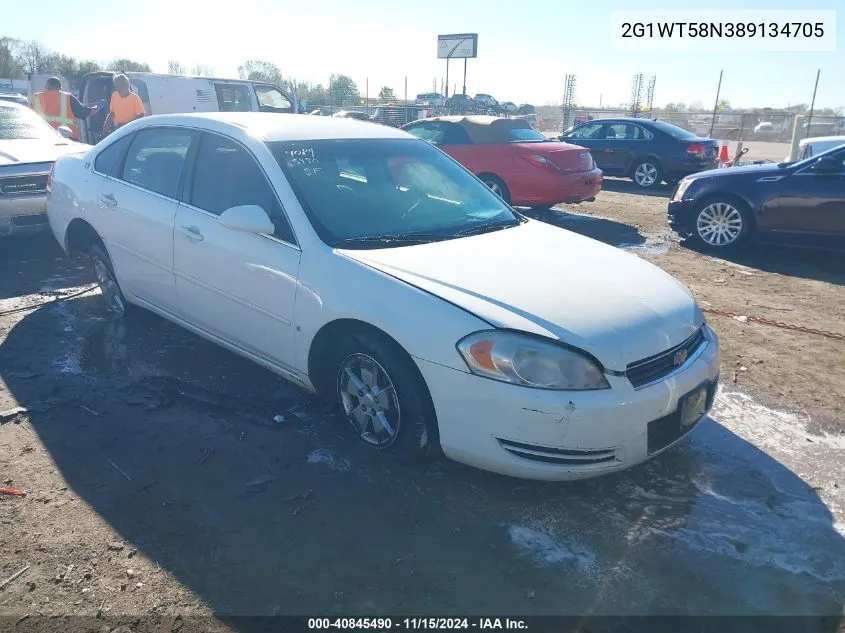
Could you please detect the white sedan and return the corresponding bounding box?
[47,113,720,481]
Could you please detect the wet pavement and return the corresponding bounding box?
[1,234,844,622]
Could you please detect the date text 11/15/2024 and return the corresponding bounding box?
[308,617,529,630]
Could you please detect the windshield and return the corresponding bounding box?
[270,138,520,248]
[0,104,61,141]
[649,119,700,140]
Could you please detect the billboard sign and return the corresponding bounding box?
[437,34,478,59]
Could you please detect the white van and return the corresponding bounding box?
[77,71,298,144]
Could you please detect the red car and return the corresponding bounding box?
[401,116,602,209]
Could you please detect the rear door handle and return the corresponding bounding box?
[98,193,117,207]
[179,225,204,242]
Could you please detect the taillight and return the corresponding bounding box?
[47,162,56,193]
[686,144,707,158]
[519,154,561,172]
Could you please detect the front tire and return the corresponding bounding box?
[691,198,753,251]
[480,174,511,205]
[631,159,663,189]
[331,330,439,458]
[89,243,128,317]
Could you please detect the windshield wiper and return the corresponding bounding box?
[332,233,443,247]
[452,220,521,237]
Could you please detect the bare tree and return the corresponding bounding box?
[17,40,55,75]
[378,86,395,101]
[238,60,282,84]
[0,37,24,78]
[192,64,214,77]
[168,60,186,75]
[107,58,152,73]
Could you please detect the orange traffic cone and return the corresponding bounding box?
[717,143,730,167]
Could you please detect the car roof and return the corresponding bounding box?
[802,135,845,145]
[0,100,27,110]
[124,112,412,141]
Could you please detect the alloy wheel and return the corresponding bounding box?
[93,258,125,316]
[634,162,659,187]
[484,179,503,197]
[338,353,401,448]
[696,202,744,247]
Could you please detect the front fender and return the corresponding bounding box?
[293,247,490,377]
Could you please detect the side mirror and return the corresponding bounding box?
[57,126,73,139]
[810,156,843,175]
[218,205,274,234]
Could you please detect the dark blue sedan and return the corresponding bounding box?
[559,118,718,189]
[668,144,845,252]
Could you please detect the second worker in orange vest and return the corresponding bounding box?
[30,77,99,141]
[102,74,146,133]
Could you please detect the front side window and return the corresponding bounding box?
[270,138,520,248]
[94,132,134,176]
[191,133,295,242]
[254,85,293,113]
[121,128,194,198]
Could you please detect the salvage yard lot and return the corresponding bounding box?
[1,182,844,629]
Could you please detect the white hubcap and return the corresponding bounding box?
[338,353,400,448]
[634,163,658,186]
[697,202,744,246]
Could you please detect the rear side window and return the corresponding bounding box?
[93,133,134,176]
[190,133,295,243]
[566,122,605,139]
[121,128,194,198]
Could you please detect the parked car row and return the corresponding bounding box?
[415,92,534,116]
[43,112,720,482]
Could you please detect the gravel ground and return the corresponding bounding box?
[1,182,844,633]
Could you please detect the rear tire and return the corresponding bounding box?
[329,329,439,459]
[690,197,753,252]
[89,243,129,317]
[479,174,511,205]
[631,159,663,189]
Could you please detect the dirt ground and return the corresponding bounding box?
[1,182,844,633]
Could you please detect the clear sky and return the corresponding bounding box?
[3,0,842,109]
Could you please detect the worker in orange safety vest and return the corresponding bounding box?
[30,77,99,140]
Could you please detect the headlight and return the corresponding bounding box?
[456,331,610,391]
[672,178,693,201]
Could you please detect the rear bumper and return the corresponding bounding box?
[512,168,603,207]
[668,199,697,236]
[0,194,49,237]
[664,159,717,179]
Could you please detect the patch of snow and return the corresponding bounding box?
[306,448,351,472]
[508,525,596,568]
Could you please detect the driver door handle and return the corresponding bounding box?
[179,225,204,242]
[98,193,117,207]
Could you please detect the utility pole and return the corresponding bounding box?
[462,58,467,96]
[806,69,821,138]
[708,70,723,139]
[445,59,450,99]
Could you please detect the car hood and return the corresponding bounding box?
[340,221,702,370]
[687,162,782,180]
[0,139,90,167]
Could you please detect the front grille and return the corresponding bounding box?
[497,438,618,467]
[626,327,706,389]
[0,175,48,195]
